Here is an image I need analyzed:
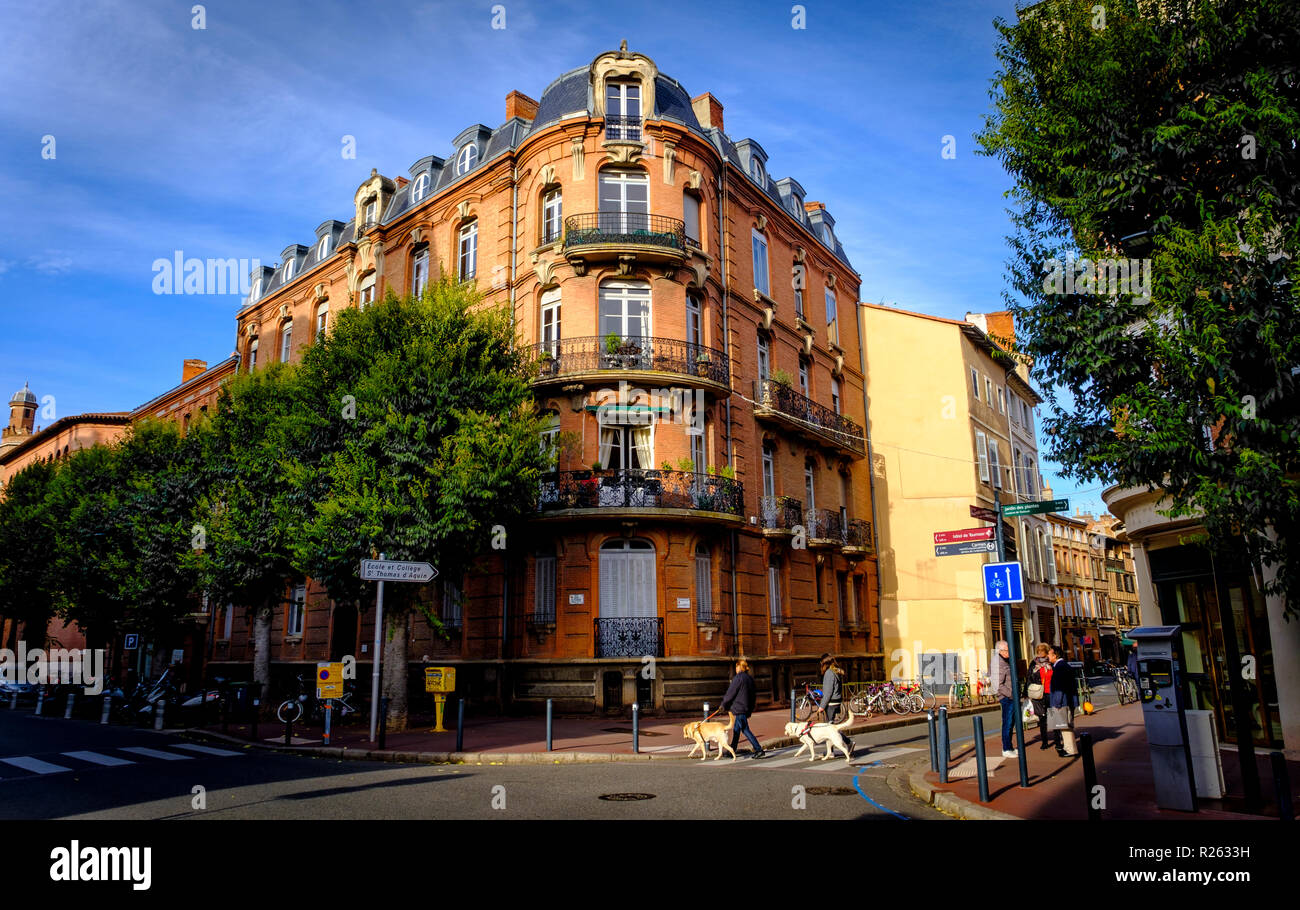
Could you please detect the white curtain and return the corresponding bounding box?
[632,424,653,469]
[598,426,616,468]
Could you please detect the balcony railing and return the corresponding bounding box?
[604,115,643,142]
[843,518,874,555]
[532,335,729,387]
[595,617,662,658]
[760,495,803,533]
[806,508,843,546]
[563,212,686,254]
[753,379,866,455]
[538,470,744,517]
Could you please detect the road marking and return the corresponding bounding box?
[856,747,920,763]
[169,743,243,757]
[1,756,72,775]
[119,747,192,761]
[62,751,135,767]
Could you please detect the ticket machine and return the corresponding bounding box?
[1128,625,1197,812]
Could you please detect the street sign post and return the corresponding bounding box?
[934,540,997,557]
[1000,498,1069,517]
[934,527,995,545]
[316,661,344,699]
[982,561,1025,604]
[969,505,998,522]
[362,556,439,742]
[993,488,1030,788]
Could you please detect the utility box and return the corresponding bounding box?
[1129,625,1198,812]
[1186,709,1225,799]
[424,666,455,694]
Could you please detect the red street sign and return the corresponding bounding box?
[934,527,996,544]
[969,505,997,522]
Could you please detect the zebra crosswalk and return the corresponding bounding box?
[0,741,243,781]
[686,744,921,773]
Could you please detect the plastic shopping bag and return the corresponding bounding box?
[1048,706,1071,730]
[1022,700,1036,724]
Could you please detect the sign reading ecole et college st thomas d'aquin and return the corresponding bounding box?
[359,560,438,583]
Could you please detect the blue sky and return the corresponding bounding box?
[0,0,1110,516]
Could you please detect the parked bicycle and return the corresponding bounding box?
[975,672,997,705]
[1113,668,1138,705]
[948,674,973,708]
[794,682,825,722]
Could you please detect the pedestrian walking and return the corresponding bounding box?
[1125,644,1139,681]
[720,659,766,759]
[1047,644,1077,756]
[992,640,1017,756]
[1023,643,1053,750]
[818,655,844,724]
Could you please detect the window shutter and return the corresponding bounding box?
[988,438,1001,488]
[535,556,556,619]
[694,553,712,620]
[975,432,989,482]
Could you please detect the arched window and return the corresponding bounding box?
[683,192,701,246]
[752,229,770,296]
[458,221,477,279]
[605,80,642,140]
[410,172,430,203]
[455,144,478,176]
[598,538,655,619]
[317,234,332,262]
[280,321,293,362]
[315,302,329,343]
[598,170,649,234]
[358,274,376,308]
[541,186,563,244]
[598,279,650,340]
[767,558,784,625]
[539,287,561,356]
[694,543,713,623]
[283,258,296,282]
[248,277,263,303]
[247,338,258,372]
[540,412,560,465]
[411,246,430,297]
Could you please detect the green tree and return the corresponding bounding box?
[0,461,60,649]
[978,0,1300,606]
[292,280,550,730]
[196,363,311,703]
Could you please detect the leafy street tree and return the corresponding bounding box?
[195,363,311,703]
[0,461,60,649]
[978,0,1300,608]
[291,280,551,731]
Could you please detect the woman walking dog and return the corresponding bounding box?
[719,659,767,759]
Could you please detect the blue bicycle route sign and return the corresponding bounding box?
[982,561,1025,604]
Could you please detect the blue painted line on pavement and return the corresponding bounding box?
[852,766,909,820]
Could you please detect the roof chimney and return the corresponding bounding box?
[506,90,539,122]
[804,201,826,214]
[691,93,724,133]
[182,359,208,383]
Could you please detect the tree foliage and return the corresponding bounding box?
[0,460,60,647]
[978,0,1300,605]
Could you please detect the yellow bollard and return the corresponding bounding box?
[432,693,447,733]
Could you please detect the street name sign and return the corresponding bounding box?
[360,560,438,583]
[969,505,998,522]
[935,540,997,557]
[983,561,1025,604]
[1000,498,1069,518]
[934,527,996,545]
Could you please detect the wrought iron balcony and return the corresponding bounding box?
[760,495,803,538]
[603,115,643,143]
[806,508,843,548]
[532,335,729,392]
[842,518,874,558]
[595,617,662,658]
[753,378,866,457]
[562,212,687,272]
[537,469,744,520]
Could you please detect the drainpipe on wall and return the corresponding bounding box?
[717,163,740,659]
[503,166,519,661]
[857,302,884,667]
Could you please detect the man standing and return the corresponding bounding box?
[1047,644,1077,756]
[993,640,1017,757]
[720,659,766,759]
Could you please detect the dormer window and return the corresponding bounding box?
[283,258,296,282]
[455,144,478,176]
[750,157,765,184]
[605,80,642,141]
[821,224,833,246]
[364,200,377,225]
[248,277,262,303]
[318,235,332,262]
[411,172,430,203]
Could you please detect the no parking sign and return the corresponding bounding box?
[317,661,344,699]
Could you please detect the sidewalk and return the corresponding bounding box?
[910,701,1300,820]
[190,699,996,763]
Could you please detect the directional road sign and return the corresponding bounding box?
[935,540,997,557]
[983,561,1025,603]
[969,505,998,522]
[934,527,995,545]
[360,560,438,583]
[1000,498,1069,518]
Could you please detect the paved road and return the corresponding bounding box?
[0,708,973,820]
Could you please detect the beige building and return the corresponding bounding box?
[858,304,1052,683]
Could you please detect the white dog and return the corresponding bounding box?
[784,710,859,763]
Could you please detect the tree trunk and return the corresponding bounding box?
[382,606,410,732]
[253,600,273,708]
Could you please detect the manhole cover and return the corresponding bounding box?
[803,786,857,796]
[601,727,667,736]
[598,792,657,801]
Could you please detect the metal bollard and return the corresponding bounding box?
[100,695,112,724]
[937,707,950,783]
[790,689,796,724]
[1271,751,1293,822]
[704,702,710,720]
[546,698,553,752]
[632,702,640,754]
[65,692,76,719]
[927,711,938,772]
[456,698,464,753]
[323,702,332,747]
[251,698,259,742]
[284,712,293,746]
[153,699,166,731]
[972,715,990,803]
[1080,732,1100,821]
[35,687,45,716]
[378,697,388,750]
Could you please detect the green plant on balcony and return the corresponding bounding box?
[694,352,712,377]
[676,457,695,473]
[604,332,622,355]
[661,460,673,472]
[771,368,793,388]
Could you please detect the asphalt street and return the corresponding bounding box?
[0,706,985,820]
